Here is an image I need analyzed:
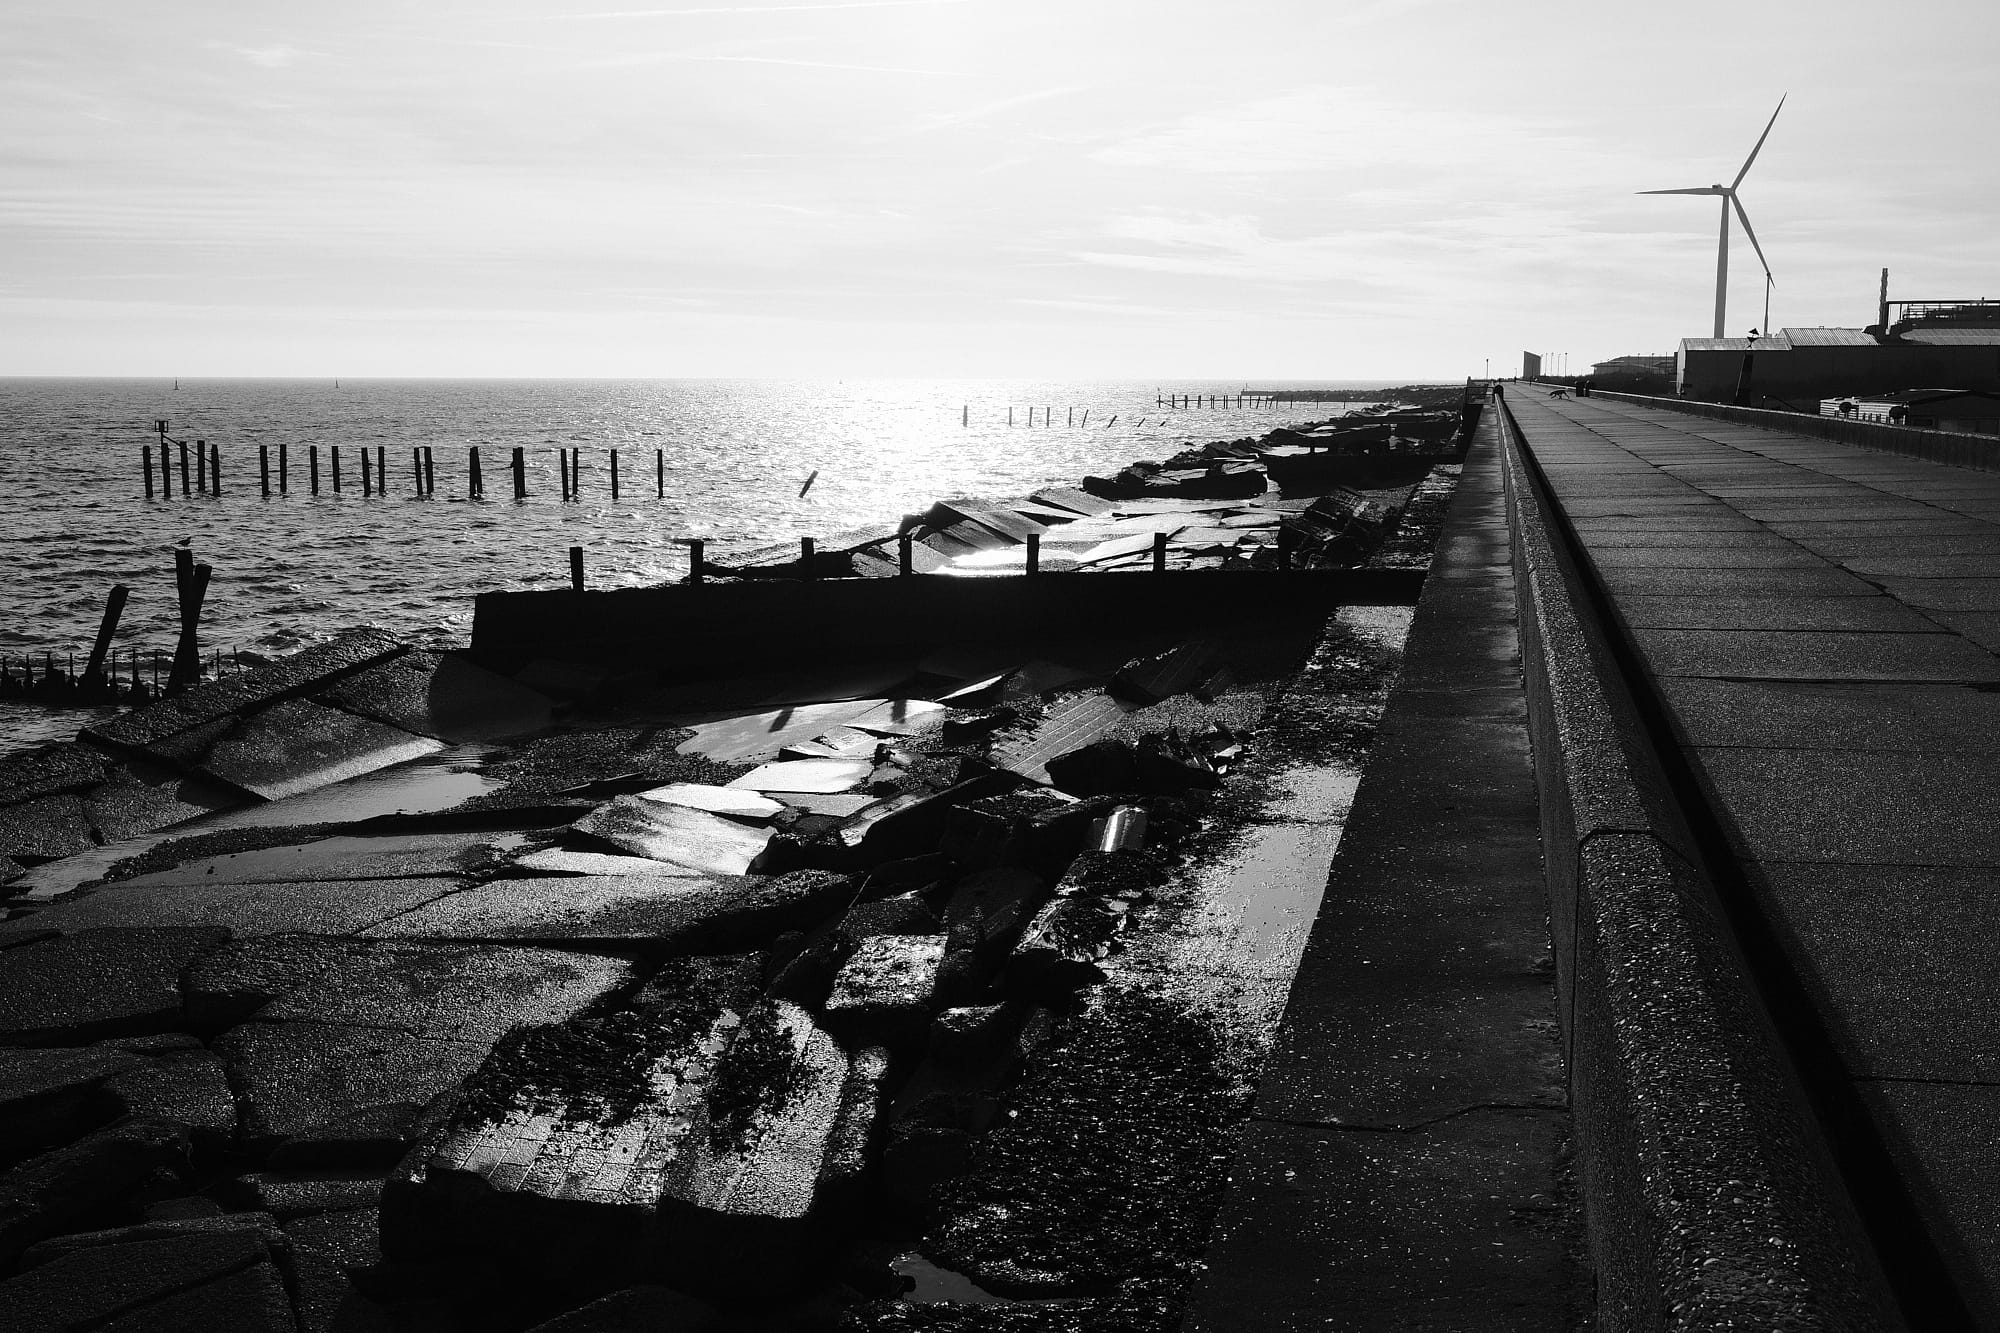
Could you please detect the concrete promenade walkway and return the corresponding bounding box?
[1504,390,2000,1325]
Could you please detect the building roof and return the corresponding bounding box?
[1856,389,2000,406]
[1779,326,1876,347]
[1680,336,1790,353]
[1900,328,2000,346]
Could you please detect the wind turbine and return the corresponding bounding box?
[1641,96,1784,339]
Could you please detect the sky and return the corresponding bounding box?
[3,0,1997,379]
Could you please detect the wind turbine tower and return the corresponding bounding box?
[1641,96,1784,339]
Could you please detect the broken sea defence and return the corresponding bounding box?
[0,401,1493,1331]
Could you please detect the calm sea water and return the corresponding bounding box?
[0,377,1393,752]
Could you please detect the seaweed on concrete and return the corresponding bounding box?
[445,958,748,1134]
[924,987,1241,1305]
[706,999,804,1153]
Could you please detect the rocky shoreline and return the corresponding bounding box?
[0,406,1470,1331]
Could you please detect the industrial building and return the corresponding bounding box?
[1675,287,2000,406]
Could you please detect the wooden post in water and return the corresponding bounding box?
[259,446,271,497]
[1067,406,1073,427]
[159,439,172,498]
[469,447,481,499]
[411,449,423,497]
[332,446,342,493]
[376,446,385,492]
[360,447,372,497]
[178,438,191,496]
[1008,406,1014,426]
[1026,533,1040,576]
[81,584,129,692]
[570,448,582,497]
[962,404,968,427]
[610,449,619,501]
[1152,531,1168,573]
[1081,409,1089,427]
[899,532,913,576]
[559,448,570,500]
[423,446,435,496]
[800,536,816,580]
[210,442,221,495]
[688,539,704,585]
[310,445,320,495]
[569,546,584,592]
[196,439,207,493]
[143,446,154,499]
[167,549,211,695]
[512,446,526,500]
[656,449,664,498]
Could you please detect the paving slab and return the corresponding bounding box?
[1613,595,1941,633]
[1855,1082,2000,1330]
[0,927,227,1046]
[1630,627,2000,682]
[570,796,775,875]
[1874,577,2000,612]
[121,830,523,888]
[1592,564,1883,598]
[0,1229,272,1330]
[2,877,464,939]
[1750,863,2000,1082]
[198,698,444,801]
[1657,679,2000,751]
[1692,747,2000,866]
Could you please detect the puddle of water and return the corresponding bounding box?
[891,1253,1039,1306]
[210,743,502,828]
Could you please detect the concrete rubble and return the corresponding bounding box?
[0,403,1477,1330]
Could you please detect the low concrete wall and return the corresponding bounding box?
[469,568,1425,674]
[1591,390,2000,473]
[1497,401,1904,1331]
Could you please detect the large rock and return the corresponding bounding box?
[83,629,405,753]
[571,796,774,875]
[197,699,443,802]
[364,872,852,953]
[0,927,228,1046]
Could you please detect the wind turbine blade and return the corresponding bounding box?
[1638,187,1724,196]
[1732,93,1786,188]
[1731,195,1772,283]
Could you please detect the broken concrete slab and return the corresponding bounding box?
[217,1020,494,1148]
[83,765,240,843]
[0,1228,273,1329]
[571,796,775,876]
[315,651,554,743]
[271,1103,424,1171]
[184,935,386,1033]
[18,1211,285,1261]
[726,760,873,794]
[675,700,893,764]
[0,794,96,862]
[122,830,524,889]
[2,878,464,939]
[522,1285,722,1333]
[94,1255,297,1331]
[283,1204,382,1269]
[373,869,853,954]
[84,629,405,753]
[634,783,783,820]
[817,1045,890,1223]
[508,847,703,878]
[824,935,946,1051]
[104,1049,237,1153]
[0,1117,192,1266]
[198,698,444,802]
[0,1046,145,1162]
[232,1170,385,1219]
[252,941,634,1044]
[0,742,108,807]
[0,927,227,1046]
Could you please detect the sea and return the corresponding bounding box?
[0,377,1402,754]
